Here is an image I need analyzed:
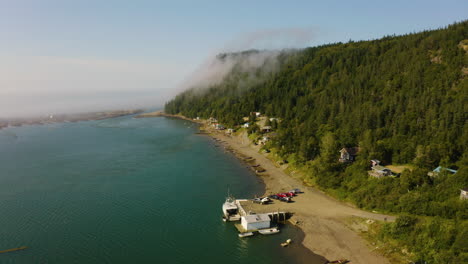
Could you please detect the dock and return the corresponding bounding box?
[230,199,291,232]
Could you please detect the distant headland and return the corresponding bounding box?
[0,109,144,130]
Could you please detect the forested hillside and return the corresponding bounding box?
[166,21,468,263]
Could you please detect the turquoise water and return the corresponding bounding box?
[0,115,324,263]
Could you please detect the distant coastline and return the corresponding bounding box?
[0,109,144,130]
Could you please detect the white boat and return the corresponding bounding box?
[222,196,240,221]
[258,227,280,235]
[238,232,254,238]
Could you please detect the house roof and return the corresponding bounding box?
[340,147,360,155]
[433,166,458,174]
[242,214,270,223]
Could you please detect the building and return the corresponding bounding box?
[226,128,235,134]
[208,117,218,124]
[369,165,392,178]
[250,112,261,117]
[214,124,225,130]
[371,159,381,167]
[259,136,270,145]
[261,126,272,133]
[241,214,270,231]
[460,189,468,200]
[242,123,250,128]
[428,166,458,177]
[339,147,360,163]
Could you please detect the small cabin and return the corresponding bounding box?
[460,189,468,200]
[214,124,225,130]
[226,128,235,134]
[259,136,270,145]
[369,165,392,178]
[242,123,250,128]
[371,159,381,167]
[261,126,272,133]
[242,117,249,122]
[428,166,458,177]
[241,214,270,231]
[339,147,360,163]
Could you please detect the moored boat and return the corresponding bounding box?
[222,195,240,221]
[258,227,280,235]
[238,232,254,238]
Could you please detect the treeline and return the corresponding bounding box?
[166,21,468,262]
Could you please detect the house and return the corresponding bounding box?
[259,136,270,145]
[208,117,218,124]
[226,128,235,134]
[371,159,381,167]
[241,214,270,231]
[269,117,279,122]
[242,117,249,122]
[261,126,272,133]
[369,165,393,178]
[427,166,458,177]
[250,112,261,117]
[242,123,250,128]
[460,189,468,200]
[339,147,360,163]
[214,124,225,130]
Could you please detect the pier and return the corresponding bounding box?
[229,198,291,235]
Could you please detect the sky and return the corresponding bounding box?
[0,0,467,117]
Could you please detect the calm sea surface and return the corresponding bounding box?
[0,115,324,263]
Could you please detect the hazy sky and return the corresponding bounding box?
[1,0,466,117]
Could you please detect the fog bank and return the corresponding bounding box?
[0,55,182,118]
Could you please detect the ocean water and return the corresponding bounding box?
[0,115,324,263]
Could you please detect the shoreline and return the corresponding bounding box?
[143,111,395,263]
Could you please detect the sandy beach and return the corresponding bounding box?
[142,112,395,263]
[210,129,395,263]
[211,128,395,264]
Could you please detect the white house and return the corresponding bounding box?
[241,214,270,231]
[242,123,250,128]
[461,189,468,200]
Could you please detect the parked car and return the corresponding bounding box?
[252,198,262,204]
[290,188,302,194]
[269,194,279,200]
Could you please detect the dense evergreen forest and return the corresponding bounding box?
[166,21,468,263]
